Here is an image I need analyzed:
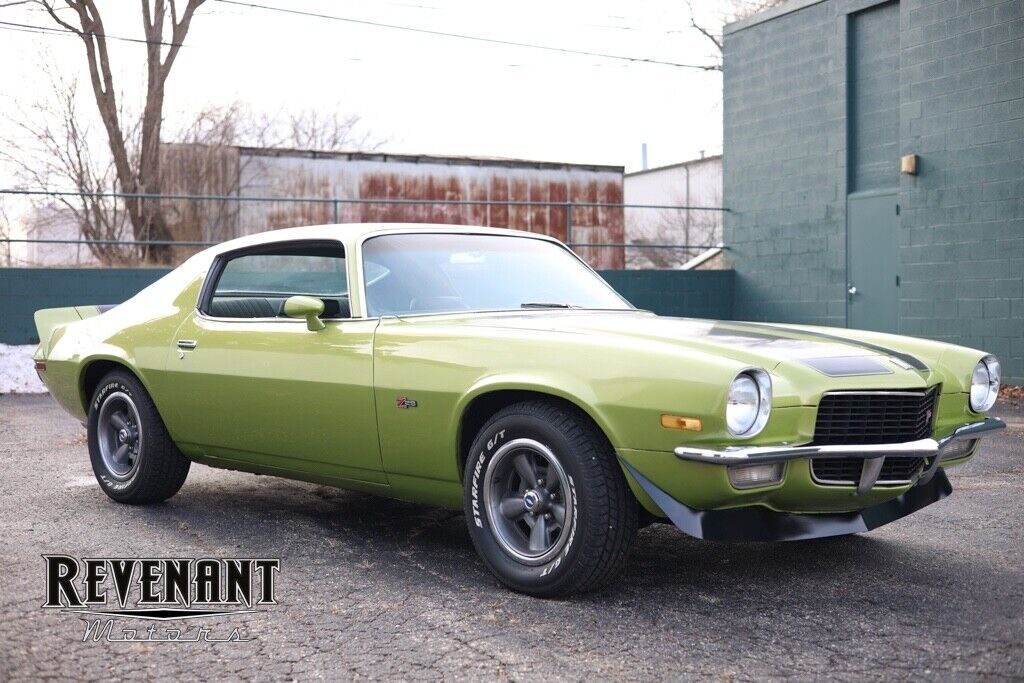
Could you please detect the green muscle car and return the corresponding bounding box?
[33,224,1005,597]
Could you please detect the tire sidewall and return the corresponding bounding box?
[88,374,146,499]
[464,413,587,594]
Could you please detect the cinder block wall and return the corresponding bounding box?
[724,0,1024,382]
[724,0,847,327]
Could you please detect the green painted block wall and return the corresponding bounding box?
[723,0,1024,382]
[0,268,735,345]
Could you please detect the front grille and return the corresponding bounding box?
[810,387,938,485]
[812,387,939,445]
[811,456,924,484]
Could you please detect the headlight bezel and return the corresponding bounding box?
[726,368,772,438]
[969,355,1000,413]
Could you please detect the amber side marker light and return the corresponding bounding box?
[34,361,46,372]
[660,414,702,432]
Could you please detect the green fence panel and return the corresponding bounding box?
[599,269,735,320]
[0,268,735,345]
[0,268,172,345]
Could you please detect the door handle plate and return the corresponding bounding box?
[177,339,198,350]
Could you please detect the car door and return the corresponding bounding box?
[163,239,385,485]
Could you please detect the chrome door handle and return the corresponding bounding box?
[847,285,858,296]
[176,339,198,350]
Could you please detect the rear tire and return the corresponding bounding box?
[87,370,190,504]
[463,400,637,597]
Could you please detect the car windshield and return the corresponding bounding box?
[362,233,632,317]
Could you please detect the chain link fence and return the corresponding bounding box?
[0,189,726,270]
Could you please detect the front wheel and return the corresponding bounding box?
[87,370,190,504]
[463,401,637,597]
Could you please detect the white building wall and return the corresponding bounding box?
[623,155,722,269]
[18,205,100,267]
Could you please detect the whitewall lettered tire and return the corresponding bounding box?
[463,400,637,597]
[87,369,190,504]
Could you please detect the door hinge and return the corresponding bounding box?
[895,204,900,215]
[896,275,901,286]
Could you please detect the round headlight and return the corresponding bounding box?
[969,355,1000,412]
[726,369,772,437]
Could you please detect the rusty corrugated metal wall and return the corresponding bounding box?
[236,150,625,269]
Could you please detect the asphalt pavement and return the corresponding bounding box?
[1,394,1022,681]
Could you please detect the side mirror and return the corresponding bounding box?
[283,295,326,331]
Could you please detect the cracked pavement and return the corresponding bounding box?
[1,394,1022,681]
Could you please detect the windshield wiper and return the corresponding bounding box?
[520,302,578,309]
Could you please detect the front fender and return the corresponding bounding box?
[453,373,623,451]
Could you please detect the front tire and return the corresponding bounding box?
[87,370,190,504]
[463,400,637,597]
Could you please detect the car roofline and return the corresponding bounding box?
[203,223,563,258]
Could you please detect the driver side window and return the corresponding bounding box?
[204,241,351,319]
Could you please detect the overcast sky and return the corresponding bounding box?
[0,0,728,186]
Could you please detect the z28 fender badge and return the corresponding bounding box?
[395,396,418,409]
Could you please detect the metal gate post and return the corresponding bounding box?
[566,201,573,246]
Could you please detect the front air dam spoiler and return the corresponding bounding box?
[620,460,952,542]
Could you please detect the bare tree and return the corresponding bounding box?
[4,82,384,265]
[0,65,137,265]
[0,199,12,267]
[686,0,789,70]
[37,0,206,263]
[255,109,383,152]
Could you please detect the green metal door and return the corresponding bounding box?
[846,1,900,332]
[847,191,898,332]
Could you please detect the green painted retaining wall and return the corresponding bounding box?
[0,268,736,345]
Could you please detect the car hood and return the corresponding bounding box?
[443,310,932,379]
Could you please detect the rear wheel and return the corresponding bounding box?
[463,400,637,597]
[87,370,190,504]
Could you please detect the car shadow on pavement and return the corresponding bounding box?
[124,471,1013,625]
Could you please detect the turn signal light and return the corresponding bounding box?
[660,415,702,432]
[728,463,784,489]
[940,438,977,461]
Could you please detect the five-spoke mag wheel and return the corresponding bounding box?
[87,370,190,504]
[464,400,638,597]
[96,391,142,480]
[484,438,575,565]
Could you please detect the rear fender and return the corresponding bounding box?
[33,305,106,357]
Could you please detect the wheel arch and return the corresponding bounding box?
[454,380,621,481]
[79,355,154,414]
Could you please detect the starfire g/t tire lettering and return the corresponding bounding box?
[87,370,190,504]
[463,400,638,597]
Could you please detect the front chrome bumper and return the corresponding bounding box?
[674,417,1006,495]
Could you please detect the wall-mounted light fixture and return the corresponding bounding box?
[901,154,918,175]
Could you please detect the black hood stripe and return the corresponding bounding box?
[719,321,929,371]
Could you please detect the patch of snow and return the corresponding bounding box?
[0,344,47,394]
